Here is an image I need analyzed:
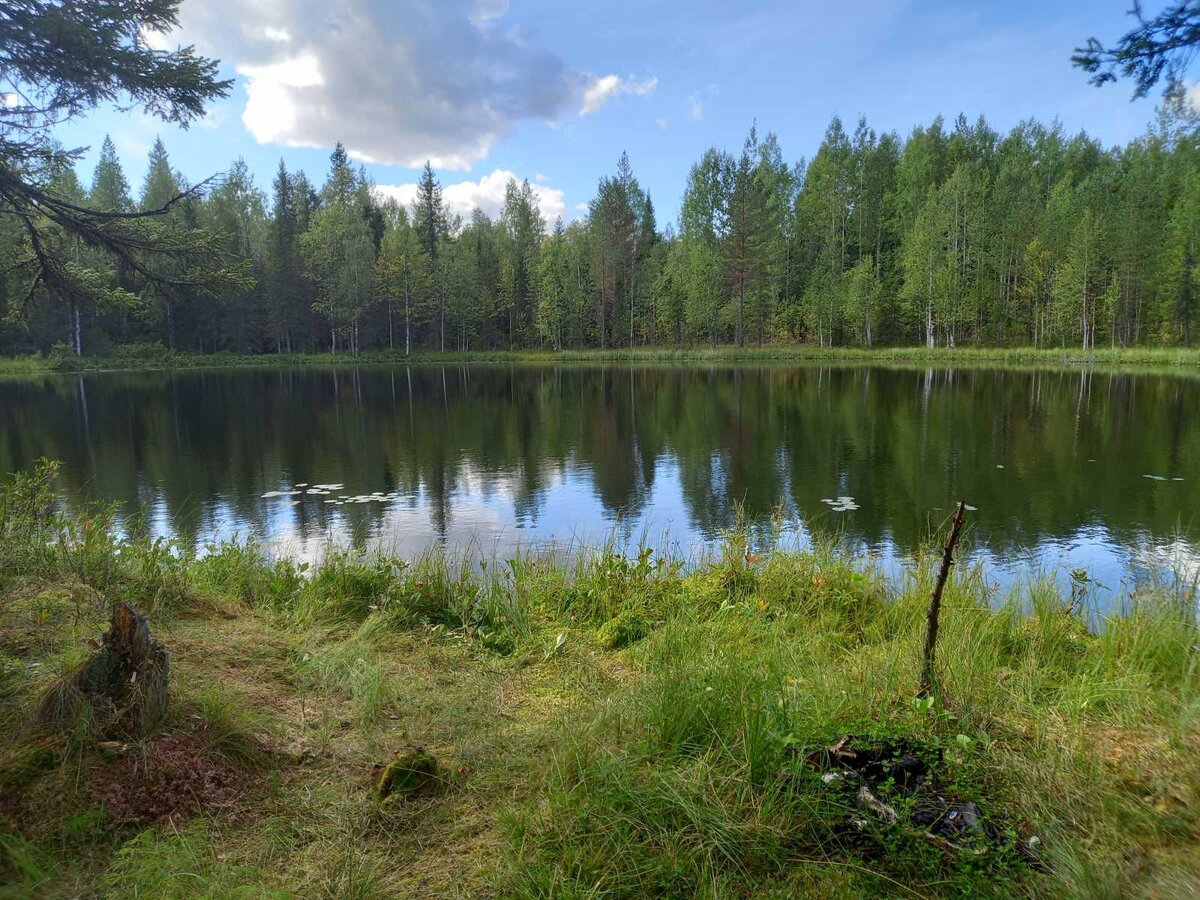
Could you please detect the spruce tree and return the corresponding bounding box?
[0,0,247,320]
[413,162,449,349]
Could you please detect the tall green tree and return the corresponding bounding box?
[1161,173,1200,345]
[0,0,245,323]
[266,160,302,351]
[376,204,426,354]
[201,158,266,350]
[301,147,375,353]
[412,162,449,350]
[499,179,545,348]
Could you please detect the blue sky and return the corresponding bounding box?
[58,0,1161,226]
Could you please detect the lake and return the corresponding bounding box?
[1,363,1197,603]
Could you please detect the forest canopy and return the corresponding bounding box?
[2,107,1200,356]
[0,0,251,354]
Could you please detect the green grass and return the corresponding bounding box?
[4,341,1200,377]
[1,464,1199,896]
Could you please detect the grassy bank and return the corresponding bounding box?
[2,463,1199,897]
[3,342,1200,376]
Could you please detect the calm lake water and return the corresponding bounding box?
[2,364,1198,601]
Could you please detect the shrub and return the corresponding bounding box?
[193,542,301,611]
[296,553,405,624]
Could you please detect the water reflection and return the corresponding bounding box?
[1,364,1197,600]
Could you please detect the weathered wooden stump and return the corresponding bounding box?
[36,602,169,737]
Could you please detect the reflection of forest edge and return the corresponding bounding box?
[1,365,1197,555]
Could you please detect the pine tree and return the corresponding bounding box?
[499,179,545,347]
[267,161,300,351]
[140,138,181,212]
[323,143,355,206]
[90,136,132,213]
[724,130,761,347]
[0,0,240,315]
[589,157,639,348]
[137,138,188,346]
[412,162,449,349]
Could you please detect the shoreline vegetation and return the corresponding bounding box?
[3,343,1200,376]
[2,463,1200,896]
[9,116,1200,369]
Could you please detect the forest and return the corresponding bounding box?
[3,106,1200,357]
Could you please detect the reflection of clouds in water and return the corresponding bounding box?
[824,522,1199,616]
[105,457,1199,608]
[1128,535,1200,590]
[131,477,1200,609]
[258,456,723,569]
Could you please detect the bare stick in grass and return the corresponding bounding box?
[918,501,967,699]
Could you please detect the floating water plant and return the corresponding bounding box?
[821,496,859,512]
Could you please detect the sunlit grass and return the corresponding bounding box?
[1,462,1199,896]
[3,342,1200,378]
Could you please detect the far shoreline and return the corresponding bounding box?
[3,343,1200,377]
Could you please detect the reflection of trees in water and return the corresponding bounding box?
[0,365,1197,553]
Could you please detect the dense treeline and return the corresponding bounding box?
[3,107,1200,356]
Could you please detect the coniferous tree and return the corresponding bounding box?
[90,136,133,214]
[1162,173,1200,345]
[412,162,449,350]
[266,161,300,351]
[0,0,245,322]
[6,99,1200,357]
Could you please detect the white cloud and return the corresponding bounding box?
[574,201,589,212]
[374,183,419,208]
[1187,82,1200,110]
[628,76,658,96]
[655,117,668,130]
[469,0,509,24]
[197,102,230,130]
[236,53,323,146]
[534,172,547,183]
[687,94,704,121]
[580,73,658,115]
[581,75,622,115]
[139,25,172,51]
[376,169,566,223]
[158,0,585,170]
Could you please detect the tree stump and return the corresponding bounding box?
[37,602,169,737]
